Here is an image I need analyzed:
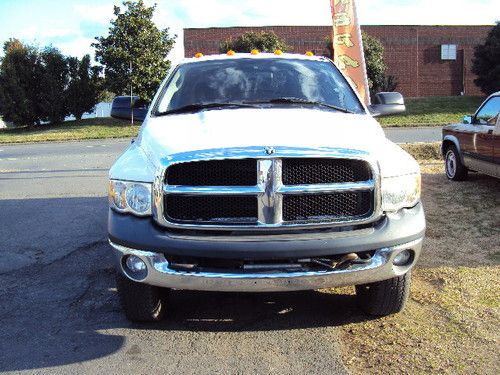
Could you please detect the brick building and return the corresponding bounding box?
[184,25,493,97]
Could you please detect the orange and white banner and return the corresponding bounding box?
[330,0,370,105]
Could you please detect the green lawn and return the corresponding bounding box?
[0,96,485,143]
[0,118,139,144]
[377,96,484,127]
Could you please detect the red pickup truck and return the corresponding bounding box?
[442,91,500,180]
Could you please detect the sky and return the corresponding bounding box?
[0,0,497,62]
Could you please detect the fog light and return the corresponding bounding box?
[125,255,147,273]
[393,250,411,266]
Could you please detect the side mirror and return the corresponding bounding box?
[134,98,149,109]
[111,96,149,122]
[369,92,406,117]
[462,115,473,124]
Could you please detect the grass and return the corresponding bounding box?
[338,267,500,375]
[0,96,485,143]
[400,142,442,160]
[378,96,484,127]
[336,163,500,375]
[0,118,139,144]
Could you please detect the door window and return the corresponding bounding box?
[475,96,500,125]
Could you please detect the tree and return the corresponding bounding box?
[0,40,102,126]
[93,0,176,101]
[0,39,43,125]
[472,22,500,95]
[39,47,69,124]
[66,55,102,120]
[325,32,397,94]
[220,31,289,53]
[361,32,387,93]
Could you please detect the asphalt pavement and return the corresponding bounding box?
[0,128,439,374]
[0,138,353,374]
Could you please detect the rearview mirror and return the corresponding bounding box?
[369,92,406,117]
[462,115,472,124]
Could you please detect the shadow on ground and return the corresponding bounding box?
[0,196,371,372]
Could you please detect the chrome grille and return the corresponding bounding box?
[165,195,257,223]
[282,192,372,222]
[282,158,371,185]
[166,159,257,186]
[160,154,378,229]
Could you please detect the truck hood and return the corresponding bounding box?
[113,107,419,181]
[140,107,386,153]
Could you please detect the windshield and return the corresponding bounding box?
[155,58,365,115]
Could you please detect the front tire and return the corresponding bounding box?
[445,145,468,181]
[116,273,167,322]
[355,273,411,316]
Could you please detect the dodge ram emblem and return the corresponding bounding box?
[264,147,275,155]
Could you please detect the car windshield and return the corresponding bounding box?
[155,58,365,115]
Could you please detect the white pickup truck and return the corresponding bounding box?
[108,52,425,322]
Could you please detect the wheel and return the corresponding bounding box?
[115,273,167,322]
[355,273,411,316]
[445,145,468,181]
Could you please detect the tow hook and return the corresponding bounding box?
[334,253,363,270]
[311,253,371,271]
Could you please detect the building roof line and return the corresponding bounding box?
[184,24,495,31]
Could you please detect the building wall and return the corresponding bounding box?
[184,25,493,97]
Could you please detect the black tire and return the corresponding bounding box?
[444,145,468,181]
[355,273,411,316]
[115,273,167,322]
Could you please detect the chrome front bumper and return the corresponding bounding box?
[110,238,423,292]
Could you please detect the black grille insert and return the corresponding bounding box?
[165,195,257,223]
[283,192,372,222]
[166,159,257,186]
[282,158,371,185]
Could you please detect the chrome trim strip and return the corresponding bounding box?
[153,146,382,231]
[164,185,262,195]
[110,238,422,292]
[279,181,374,194]
[257,159,283,225]
[164,181,374,196]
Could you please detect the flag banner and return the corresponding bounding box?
[330,0,370,105]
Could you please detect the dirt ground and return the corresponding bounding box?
[337,160,500,375]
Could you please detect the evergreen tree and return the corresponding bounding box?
[0,39,43,125]
[93,0,176,101]
[66,55,102,120]
[472,22,500,95]
[220,31,289,53]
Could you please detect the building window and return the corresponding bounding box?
[441,44,457,60]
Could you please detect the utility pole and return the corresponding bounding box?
[130,60,134,125]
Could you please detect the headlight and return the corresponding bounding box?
[381,173,421,212]
[109,180,152,216]
[110,181,127,209]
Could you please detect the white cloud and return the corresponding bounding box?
[151,0,497,60]
[153,0,497,29]
[57,37,97,59]
[153,0,332,28]
[18,25,78,41]
[74,4,116,25]
[358,0,498,25]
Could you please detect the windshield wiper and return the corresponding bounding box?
[243,97,354,114]
[156,102,255,116]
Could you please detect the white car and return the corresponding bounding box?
[108,52,425,322]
